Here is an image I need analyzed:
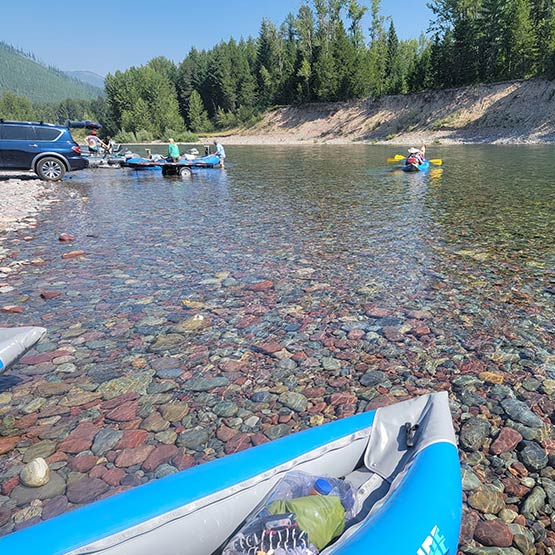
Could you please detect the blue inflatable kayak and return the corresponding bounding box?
[0,392,461,554]
[402,159,430,172]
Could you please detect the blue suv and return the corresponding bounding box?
[0,120,88,181]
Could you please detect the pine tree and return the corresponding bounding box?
[187,90,209,132]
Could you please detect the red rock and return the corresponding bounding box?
[1,475,19,496]
[347,329,365,340]
[58,421,100,453]
[142,445,179,473]
[219,360,246,372]
[330,392,357,405]
[106,401,138,422]
[246,280,274,291]
[115,445,155,468]
[216,425,239,442]
[40,291,62,300]
[253,341,283,355]
[302,387,326,399]
[102,467,126,486]
[89,465,107,479]
[62,250,86,259]
[0,437,19,455]
[474,519,513,547]
[412,325,431,336]
[46,451,68,465]
[491,427,523,455]
[236,316,260,329]
[510,461,529,477]
[20,349,71,365]
[101,392,139,411]
[459,510,480,544]
[69,454,99,473]
[224,433,252,455]
[42,495,69,520]
[14,413,38,429]
[366,307,392,318]
[382,327,404,342]
[336,404,356,417]
[502,475,530,497]
[58,233,76,242]
[367,394,397,410]
[172,451,196,471]
[251,433,270,446]
[67,477,109,504]
[1,305,24,313]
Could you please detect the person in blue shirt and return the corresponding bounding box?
[214,140,226,168]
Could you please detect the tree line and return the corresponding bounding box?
[2,0,555,140]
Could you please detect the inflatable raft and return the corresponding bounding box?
[0,326,46,372]
[402,159,430,172]
[0,392,461,554]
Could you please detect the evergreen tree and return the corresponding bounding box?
[187,89,209,132]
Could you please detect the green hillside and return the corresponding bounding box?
[0,42,103,103]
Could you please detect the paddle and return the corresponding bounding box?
[387,154,443,166]
[387,154,407,163]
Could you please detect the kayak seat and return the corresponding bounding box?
[344,468,390,525]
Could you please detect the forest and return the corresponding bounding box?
[2,0,555,140]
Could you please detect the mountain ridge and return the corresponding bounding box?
[0,41,102,103]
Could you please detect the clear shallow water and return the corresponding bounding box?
[2,144,555,374]
[1,144,555,536]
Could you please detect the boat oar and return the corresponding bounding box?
[387,154,406,163]
[429,159,443,166]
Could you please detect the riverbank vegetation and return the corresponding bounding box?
[2,0,555,142]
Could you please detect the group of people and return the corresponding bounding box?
[167,138,226,168]
[85,130,115,156]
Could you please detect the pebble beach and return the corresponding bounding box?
[0,146,555,554]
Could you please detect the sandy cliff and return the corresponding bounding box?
[222,78,555,145]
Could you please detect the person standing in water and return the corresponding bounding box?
[214,140,226,168]
[167,138,180,162]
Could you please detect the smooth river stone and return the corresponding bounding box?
[23,440,56,463]
[20,458,50,487]
[473,519,513,547]
[460,417,492,452]
[359,370,387,387]
[11,472,66,506]
[96,371,154,400]
[115,445,155,468]
[278,392,308,412]
[160,403,190,422]
[519,441,548,471]
[66,477,109,504]
[182,377,229,392]
[91,428,124,456]
[149,334,186,352]
[468,486,506,515]
[264,424,292,440]
[177,428,210,451]
[501,399,544,428]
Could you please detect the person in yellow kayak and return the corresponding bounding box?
[407,145,426,164]
[167,138,180,162]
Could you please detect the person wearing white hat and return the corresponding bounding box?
[408,145,426,164]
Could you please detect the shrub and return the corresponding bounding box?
[114,130,137,143]
[135,129,154,142]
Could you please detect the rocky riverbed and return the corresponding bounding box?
[0,153,554,554]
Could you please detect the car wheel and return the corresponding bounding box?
[180,167,192,177]
[35,157,66,181]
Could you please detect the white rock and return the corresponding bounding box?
[20,457,51,487]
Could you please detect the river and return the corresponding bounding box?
[0,144,554,543]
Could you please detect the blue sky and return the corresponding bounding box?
[2,0,433,76]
